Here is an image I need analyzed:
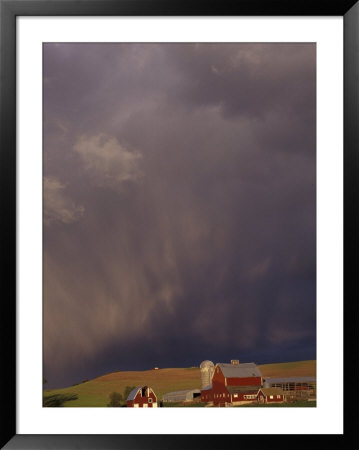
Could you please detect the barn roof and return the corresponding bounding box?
[201,384,212,391]
[127,386,142,401]
[217,362,262,378]
[259,387,285,396]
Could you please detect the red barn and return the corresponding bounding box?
[201,361,263,406]
[257,387,285,404]
[126,386,158,408]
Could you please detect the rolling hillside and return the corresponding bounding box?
[44,360,316,407]
[259,360,316,378]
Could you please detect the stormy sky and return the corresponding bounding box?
[43,43,316,389]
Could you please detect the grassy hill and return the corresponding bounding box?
[44,360,316,407]
[259,360,316,378]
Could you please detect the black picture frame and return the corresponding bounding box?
[1,0,356,448]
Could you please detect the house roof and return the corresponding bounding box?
[259,387,285,396]
[126,386,155,401]
[217,362,262,378]
[127,386,142,401]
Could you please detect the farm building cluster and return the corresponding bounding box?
[126,359,316,407]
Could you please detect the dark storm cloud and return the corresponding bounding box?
[43,43,316,388]
[168,44,315,117]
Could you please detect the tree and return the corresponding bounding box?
[107,391,123,407]
[43,393,78,407]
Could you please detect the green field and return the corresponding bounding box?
[234,400,316,407]
[44,360,316,407]
[162,402,207,407]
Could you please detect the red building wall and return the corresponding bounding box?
[257,392,284,403]
[127,389,157,407]
[211,367,262,387]
[201,390,213,403]
[203,388,258,406]
[201,366,263,406]
[211,384,231,406]
[201,384,258,406]
[227,377,262,386]
[201,384,230,405]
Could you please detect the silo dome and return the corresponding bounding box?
[200,360,214,369]
[200,360,214,388]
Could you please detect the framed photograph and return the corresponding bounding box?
[1,0,356,448]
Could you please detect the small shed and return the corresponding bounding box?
[162,389,201,403]
[257,387,285,404]
[126,386,158,408]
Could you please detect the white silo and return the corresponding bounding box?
[200,360,214,388]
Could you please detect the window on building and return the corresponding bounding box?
[234,394,238,398]
[148,398,152,403]
[270,395,274,399]
[277,395,281,399]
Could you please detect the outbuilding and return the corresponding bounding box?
[263,376,316,400]
[162,389,201,403]
[257,387,285,404]
[126,386,158,408]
